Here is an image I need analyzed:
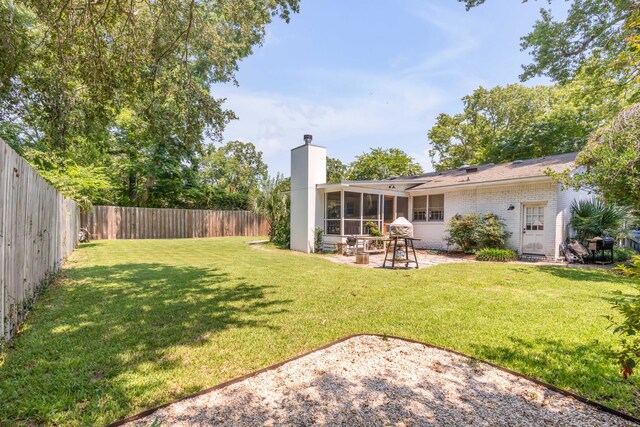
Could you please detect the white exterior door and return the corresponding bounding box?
[522,205,545,255]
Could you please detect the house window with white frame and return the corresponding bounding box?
[412,196,427,221]
[428,194,445,221]
[412,194,444,222]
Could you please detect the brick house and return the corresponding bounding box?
[290,137,590,261]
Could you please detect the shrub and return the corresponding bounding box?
[614,247,638,263]
[614,255,640,278]
[252,174,289,243]
[314,227,324,253]
[446,214,481,252]
[569,197,628,242]
[608,255,640,378]
[202,186,250,210]
[480,213,511,248]
[272,214,290,247]
[476,248,518,262]
[446,213,510,252]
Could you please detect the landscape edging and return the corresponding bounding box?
[105,333,640,426]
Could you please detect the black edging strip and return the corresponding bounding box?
[106,334,640,426]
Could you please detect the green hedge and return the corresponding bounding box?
[476,248,518,262]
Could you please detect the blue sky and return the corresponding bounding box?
[213,0,561,176]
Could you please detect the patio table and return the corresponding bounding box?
[354,236,390,254]
[383,236,420,269]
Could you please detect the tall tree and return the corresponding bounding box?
[199,141,268,194]
[460,0,639,88]
[252,174,290,242]
[346,148,423,181]
[326,156,347,183]
[564,104,640,211]
[428,79,628,171]
[0,0,298,207]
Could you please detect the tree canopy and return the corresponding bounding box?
[460,0,639,90]
[199,141,268,194]
[326,157,347,183]
[0,0,298,208]
[427,79,630,170]
[567,104,640,211]
[346,148,423,181]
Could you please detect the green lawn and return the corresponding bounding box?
[1,237,638,425]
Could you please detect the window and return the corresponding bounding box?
[325,192,341,235]
[326,192,341,219]
[363,193,379,219]
[344,192,362,235]
[397,197,408,220]
[428,194,444,221]
[412,196,427,221]
[383,195,394,222]
[324,191,387,236]
[343,192,361,218]
[412,194,445,222]
[525,206,544,231]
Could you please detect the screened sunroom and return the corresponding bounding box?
[322,188,409,237]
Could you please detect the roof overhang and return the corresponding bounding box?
[406,175,555,194]
[316,182,410,195]
[317,179,425,188]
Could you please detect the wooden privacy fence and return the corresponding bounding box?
[0,139,80,341]
[81,206,269,240]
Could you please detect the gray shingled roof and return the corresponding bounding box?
[401,152,578,191]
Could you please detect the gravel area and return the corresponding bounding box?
[124,335,634,426]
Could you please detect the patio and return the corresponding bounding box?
[325,248,474,269]
[323,247,617,270]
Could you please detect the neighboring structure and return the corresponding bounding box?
[290,136,591,260]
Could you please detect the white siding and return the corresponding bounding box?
[411,181,559,258]
[555,184,593,251]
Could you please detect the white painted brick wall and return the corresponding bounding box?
[556,184,593,247]
[412,181,560,258]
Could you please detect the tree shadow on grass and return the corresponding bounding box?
[507,264,633,285]
[0,263,291,425]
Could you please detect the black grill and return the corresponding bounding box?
[587,236,615,264]
[601,236,615,250]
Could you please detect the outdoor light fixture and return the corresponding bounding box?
[507,204,515,211]
[303,134,313,144]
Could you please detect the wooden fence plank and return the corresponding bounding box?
[80,206,268,240]
[0,138,78,341]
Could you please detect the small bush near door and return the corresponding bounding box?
[476,248,518,262]
[445,213,511,252]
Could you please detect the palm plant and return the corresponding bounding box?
[569,197,629,242]
[251,174,290,243]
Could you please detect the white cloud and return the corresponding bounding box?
[214,72,446,174]
[409,148,436,174]
[211,1,488,175]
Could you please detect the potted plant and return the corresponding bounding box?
[366,221,384,250]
